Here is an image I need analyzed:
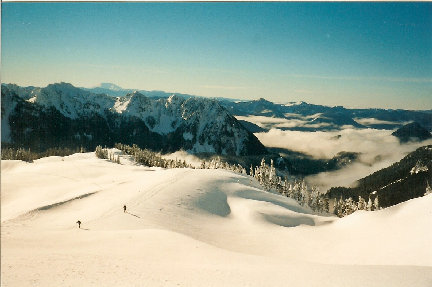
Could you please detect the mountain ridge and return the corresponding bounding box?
[222,98,432,132]
[7,82,431,132]
[327,145,432,207]
[1,83,266,156]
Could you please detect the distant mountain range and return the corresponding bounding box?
[221,98,432,132]
[1,83,266,156]
[327,145,432,208]
[82,83,241,102]
[2,82,432,176]
[84,83,432,133]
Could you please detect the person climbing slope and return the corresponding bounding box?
[123,205,127,213]
[76,220,81,228]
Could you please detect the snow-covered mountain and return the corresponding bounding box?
[1,83,266,156]
[98,82,124,91]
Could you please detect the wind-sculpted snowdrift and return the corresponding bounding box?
[1,152,431,286]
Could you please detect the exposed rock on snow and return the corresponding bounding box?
[410,160,429,174]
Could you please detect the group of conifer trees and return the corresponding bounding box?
[333,195,380,217]
[200,156,248,174]
[106,144,377,217]
[95,145,121,164]
[1,146,86,162]
[114,143,249,173]
[249,158,381,216]
[249,158,331,214]
[114,143,193,169]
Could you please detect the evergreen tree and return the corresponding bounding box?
[95,145,108,159]
[343,197,356,216]
[357,196,366,211]
[425,181,432,196]
[333,198,339,215]
[373,196,380,211]
[337,197,345,217]
[323,197,330,213]
[269,159,276,185]
[366,197,373,211]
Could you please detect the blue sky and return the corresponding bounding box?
[2,2,431,109]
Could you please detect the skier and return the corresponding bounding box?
[76,220,81,228]
[123,205,127,213]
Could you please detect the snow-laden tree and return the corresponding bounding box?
[366,197,373,211]
[336,197,345,217]
[425,181,432,196]
[373,196,380,211]
[95,145,108,159]
[333,198,339,215]
[269,159,276,186]
[249,165,254,177]
[357,196,366,211]
[323,197,330,213]
[344,197,357,216]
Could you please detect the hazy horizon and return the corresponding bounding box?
[4,80,432,111]
[2,2,431,109]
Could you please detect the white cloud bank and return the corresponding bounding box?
[354,117,408,126]
[255,128,432,191]
[236,114,331,130]
[162,150,204,168]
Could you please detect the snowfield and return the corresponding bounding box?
[2,152,432,287]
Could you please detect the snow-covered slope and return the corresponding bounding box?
[2,82,116,119]
[2,152,431,286]
[35,83,116,119]
[2,83,266,155]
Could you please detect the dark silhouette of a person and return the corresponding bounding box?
[76,220,81,228]
[123,205,126,213]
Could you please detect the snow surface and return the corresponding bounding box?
[2,152,432,286]
[34,83,116,119]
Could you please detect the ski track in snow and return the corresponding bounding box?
[1,152,432,287]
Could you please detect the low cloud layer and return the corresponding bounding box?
[354,117,408,126]
[162,150,203,168]
[164,126,431,192]
[236,116,300,129]
[255,128,400,159]
[236,114,330,130]
[255,128,432,191]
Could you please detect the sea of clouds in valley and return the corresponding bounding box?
[243,116,432,191]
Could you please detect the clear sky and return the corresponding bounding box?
[2,2,431,109]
